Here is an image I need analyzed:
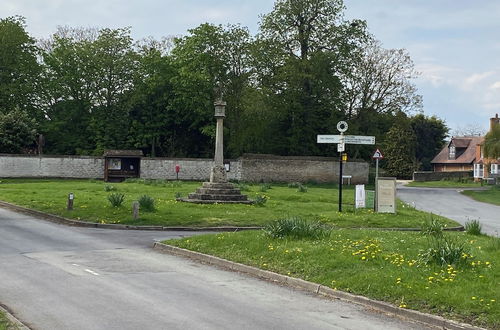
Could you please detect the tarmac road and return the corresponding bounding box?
[0,207,432,330]
[398,185,500,236]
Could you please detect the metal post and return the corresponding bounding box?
[339,155,343,212]
[374,158,379,211]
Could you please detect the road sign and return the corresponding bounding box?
[372,149,384,159]
[337,143,345,152]
[337,121,348,133]
[317,135,375,145]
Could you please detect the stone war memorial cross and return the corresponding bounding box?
[179,99,252,204]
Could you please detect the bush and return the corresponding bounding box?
[174,192,182,199]
[138,194,155,212]
[421,215,444,237]
[420,236,470,267]
[259,183,271,192]
[297,184,308,193]
[263,217,330,240]
[287,182,301,188]
[104,185,116,192]
[254,195,268,206]
[107,193,125,207]
[465,219,482,235]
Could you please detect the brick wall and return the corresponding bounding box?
[0,154,368,183]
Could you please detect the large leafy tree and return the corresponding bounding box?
[383,112,417,178]
[254,0,368,155]
[0,108,37,153]
[0,16,41,117]
[410,114,448,171]
[483,124,500,160]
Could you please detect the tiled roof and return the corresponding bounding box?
[431,136,483,164]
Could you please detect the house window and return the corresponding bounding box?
[474,164,484,178]
[491,164,498,174]
[449,145,456,159]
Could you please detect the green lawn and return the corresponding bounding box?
[407,180,482,188]
[462,185,500,206]
[166,229,500,329]
[0,178,459,228]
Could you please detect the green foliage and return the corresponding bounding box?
[483,124,500,159]
[259,183,271,192]
[287,182,301,188]
[0,108,37,153]
[465,220,482,236]
[236,183,250,191]
[383,112,417,179]
[420,236,470,267]
[411,114,448,171]
[107,193,125,207]
[254,195,268,206]
[174,192,182,199]
[104,185,116,192]
[297,184,308,193]
[138,194,155,212]
[263,217,330,239]
[421,215,444,238]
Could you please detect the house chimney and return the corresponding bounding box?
[490,113,500,131]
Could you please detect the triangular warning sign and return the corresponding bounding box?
[372,149,384,159]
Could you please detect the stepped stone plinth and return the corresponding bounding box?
[178,182,252,204]
[179,99,253,204]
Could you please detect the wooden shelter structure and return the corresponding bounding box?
[103,150,143,182]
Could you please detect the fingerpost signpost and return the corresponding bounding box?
[317,122,375,212]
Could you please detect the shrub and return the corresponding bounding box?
[263,217,330,240]
[259,183,271,192]
[297,184,308,193]
[107,193,125,207]
[464,219,482,235]
[104,185,116,192]
[287,182,301,188]
[421,214,444,237]
[174,192,182,199]
[420,236,470,267]
[254,195,268,206]
[138,194,155,212]
[236,183,250,191]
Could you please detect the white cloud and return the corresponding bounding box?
[490,81,500,90]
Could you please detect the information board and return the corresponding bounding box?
[376,177,396,213]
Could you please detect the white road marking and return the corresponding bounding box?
[84,268,100,276]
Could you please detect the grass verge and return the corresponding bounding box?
[165,229,499,329]
[407,180,482,188]
[462,185,500,206]
[0,179,459,228]
[0,310,17,330]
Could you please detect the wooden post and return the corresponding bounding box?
[67,193,74,211]
[132,201,139,220]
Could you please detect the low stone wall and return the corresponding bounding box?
[0,154,103,178]
[413,171,472,182]
[0,154,369,183]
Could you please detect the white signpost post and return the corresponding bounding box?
[317,122,375,212]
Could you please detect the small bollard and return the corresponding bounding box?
[132,201,139,220]
[67,193,74,211]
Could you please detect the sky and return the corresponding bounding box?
[2,0,499,135]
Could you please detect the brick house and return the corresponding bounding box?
[431,136,483,173]
[473,114,500,180]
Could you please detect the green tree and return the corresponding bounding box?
[0,16,41,117]
[410,114,448,170]
[254,0,368,155]
[0,108,37,153]
[483,124,500,159]
[383,112,416,178]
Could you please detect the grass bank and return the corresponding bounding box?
[0,311,17,330]
[462,186,500,206]
[0,179,459,228]
[165,229,499,328]
[407,180,482,188]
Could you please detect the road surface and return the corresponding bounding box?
[398,185,500,236]
[0,207,431,330]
